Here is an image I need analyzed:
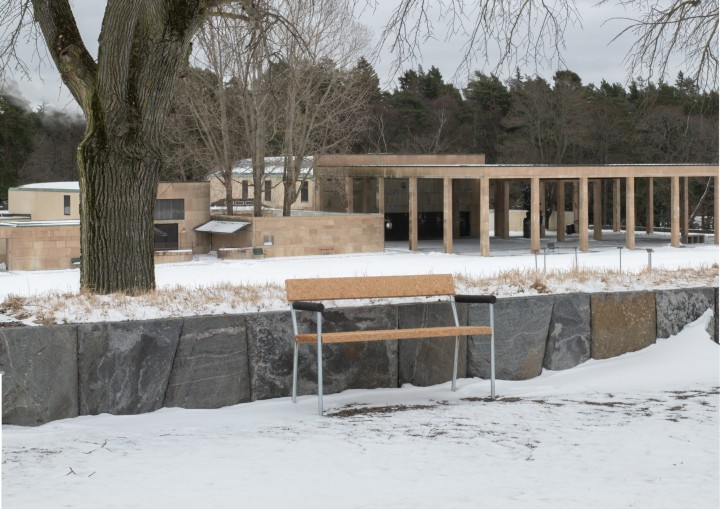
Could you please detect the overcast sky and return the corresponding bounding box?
[5,1,684,113]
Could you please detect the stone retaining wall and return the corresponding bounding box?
[1,287,717,426]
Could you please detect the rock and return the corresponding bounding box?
[0,325,78,426]
[467,295,553,380]
[246,306,398,401]
[164,315,250,409]
[543,294,591,371]
[655,288,716,342]
[78,319,183,415]
[397,302,468,386]
[591,291,656,359]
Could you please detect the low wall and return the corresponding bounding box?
[1,287,716,426]
[154,250,193,264]
[0,225,81,270]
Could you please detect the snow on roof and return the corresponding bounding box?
[195,220,251,234]
[14,182,80,191]
[0,220,80,227]
[209,156,314,178]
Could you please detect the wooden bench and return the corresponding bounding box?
[285,274,497,415]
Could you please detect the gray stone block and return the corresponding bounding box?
[398,302,467,386]
[543,294,591,371]
[164,315,250,409]
[467,295,553,380]
[246,306,398,401]
[0,325,78,426]
[591,291,656,359]
[78,319,182,415]
[655,287,716,342]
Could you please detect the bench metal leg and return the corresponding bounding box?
[316,311,323,416]
[290,308,299,403]
[490,303,496,399]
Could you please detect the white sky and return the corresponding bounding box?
[5,1,685,113]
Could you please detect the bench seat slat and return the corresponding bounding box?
[295,326,492,344]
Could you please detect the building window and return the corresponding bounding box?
[300,181,309,202]
[242,180,249,199]
[155,199,185,220]
[264,180,271,201]
[153,223,179,251]
[63,195,71,215]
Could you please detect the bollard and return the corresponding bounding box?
[617,246,623,272]
[646,248,654,270]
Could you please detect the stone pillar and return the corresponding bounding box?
[646,178,654,234]
[345,177,353,213]
[593,180,602,241]
[556,181,565,242]
[680,177,689,243]
[480,177,490,256]
[579,177,589,252]
[315,176,324,211]
[613,178,621,232]
[626,176,635,249]
[362,177,371,213]
[377,177,385,215]
[408,177,418,251]
[540,181,546,238]
[501,180,510,239]
[715,176,719,245]
[671,176,680,247]
[531,177,540,252]
[443,177,453,254]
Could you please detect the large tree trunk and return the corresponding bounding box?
[78,126,158,293]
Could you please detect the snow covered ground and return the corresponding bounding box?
[0,233,717,324]
[2,312,718,508]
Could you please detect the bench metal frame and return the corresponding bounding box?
[287,276,496,416]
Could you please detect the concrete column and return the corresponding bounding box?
[362,177,371,213]
[646,178,654,234]
[377,177,385,215]
[345,177,353,213]
[593,180,603,241]
[531,177,540,252]
[480,177,490,256]
[493,180,502,237]
[626,176,636,249]
[671,176,680,247]
[539,181,546,238]
[315,177,324,211]
[556,181,565,242]
[714,176,719,244]
[579,177,589,252]
[613,178,621,232]
[409,177,418,251]
[443,177,453,254]
[680,177,689,243]
[501,180,510,239]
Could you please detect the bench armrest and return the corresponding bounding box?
[292,301,325,313]
[455,294,497,304]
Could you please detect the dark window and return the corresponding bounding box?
[154,223,179,251]
[242,180,249,199]
[300,181,309,202]
[63,195,71,215]
[155,199,184,220]
[264,180,271,201]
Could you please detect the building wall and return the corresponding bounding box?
[155,182,211,254]
[252,214,384,257]
[8,188,80,220]
[0,225,81,270]
[209,174,317,212]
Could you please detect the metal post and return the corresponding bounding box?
[316,311,323,416]
[617,246,623,272]
[489,304,496,399]
[646,248,654,270]
[450,297,460,392]
[290,308,299,403]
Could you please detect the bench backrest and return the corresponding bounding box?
[285,274,456,302]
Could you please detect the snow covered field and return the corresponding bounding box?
[2,312,718,508]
